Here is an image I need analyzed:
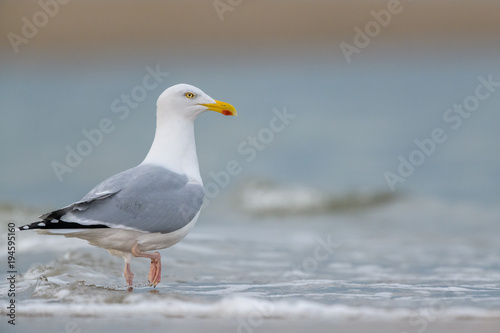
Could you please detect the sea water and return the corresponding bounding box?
[1,196,500,330]
[1,44,500,331]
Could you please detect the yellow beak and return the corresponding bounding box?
[199,100,237,116]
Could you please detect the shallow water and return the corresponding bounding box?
[1,196,500,332]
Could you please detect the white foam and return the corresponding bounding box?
[1,297,499,320]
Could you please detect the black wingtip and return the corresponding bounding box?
[17,220,109,231]
[17,221,45,231]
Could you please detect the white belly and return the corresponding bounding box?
[38,212,200,253]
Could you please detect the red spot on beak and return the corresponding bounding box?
[222,110,232,116]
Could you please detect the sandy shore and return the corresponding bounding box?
[1,0,499,54]
[5,316,500,333]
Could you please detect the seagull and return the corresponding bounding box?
[17,83,237,288]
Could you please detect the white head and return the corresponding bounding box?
[142,83,236,181]
[156,83,237,121]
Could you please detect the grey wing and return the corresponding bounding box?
[59,164,205,233]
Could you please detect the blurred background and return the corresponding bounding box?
[1,1,500,332]
[1,0,499,213]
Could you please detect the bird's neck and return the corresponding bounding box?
[141,114,202,184]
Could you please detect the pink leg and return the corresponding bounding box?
[131,243,162,287]
[124,261,134,286]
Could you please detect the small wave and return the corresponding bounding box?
[2,295,500,320]
[235,179,396,216]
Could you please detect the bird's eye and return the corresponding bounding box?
[185,92,195,99]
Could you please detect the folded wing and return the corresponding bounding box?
[28,164,205,234]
